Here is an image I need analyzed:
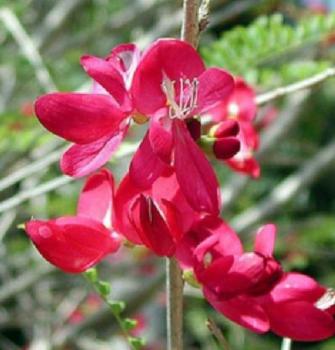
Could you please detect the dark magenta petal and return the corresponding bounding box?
[173,120,220,215]
[129,131,168,189]
[61,125,128,178]
[196,68,234,114]
[213,137,240,160]
[194,216,243,258]
[148,112,173,163]
[129,194,175,256]
[151,168,199,235]
[77,169,114,225]
[80,55,132,112]
[131,38,205,115]
[212,120,240,138]
[35,93,126,144]
[209,77,256,123]
[254,224,277,257]
[25,217,120,273]
[113,174,144,244]
[267,301,335,341]
[269,272,326,303]
[204,288,270,333]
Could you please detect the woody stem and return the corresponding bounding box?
[166,1,202,350]
[166,258,184,350]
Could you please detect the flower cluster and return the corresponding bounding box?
[25,38,335,341]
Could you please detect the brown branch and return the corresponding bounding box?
[206,317,231,350]
[181,0,200,47]
[255,67,335,106]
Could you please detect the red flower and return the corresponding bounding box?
[185,220,335,340]
[35,44,140,177]
[113,166,199,257]
[25,169,121,273]
[129,39,234,214]
[209,78,260,178]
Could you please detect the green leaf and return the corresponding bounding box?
[128,336,145,350]
[84,268,98,283]
[108,300,126,315]
[123,318,138,330]
[202,12,335,86]
[96,280,111,296]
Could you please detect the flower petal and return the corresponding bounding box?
[213,137,240,160]
[254,224,277,257]
[25,217,120,273]
[129,194,175,256]
[204,288,270,333]
[113,174,143,244]
[148,112,173,163]
[60,125,128,178]
[267,301,335,341]
[269,272,326,303]
[80,55,131,112]
[35,93,126,144]
[77,169,114,226]
[107,43,141,87]
[129,131,168,189]
[173,120,220,214]
[196,68,234,114]
[131,38,205,115]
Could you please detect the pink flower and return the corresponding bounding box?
[209,78,260,178]
[25,169,121,273]
[113,166,199,257]
[129,39,234,214]
[35,44,140,177]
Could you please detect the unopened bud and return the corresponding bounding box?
[209,120,239,138]
[213,137,240,160]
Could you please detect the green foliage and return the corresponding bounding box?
[202,13,335,86]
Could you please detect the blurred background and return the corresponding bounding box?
[1,0,335,349]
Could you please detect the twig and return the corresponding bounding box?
[0,175,72,214]
[222,89,311,210]
[34,0,85,51]
[181,0,200,47]
[198,0,210,33]
[166,258,184,350]
[232,138,335,233]
[281,338,292,350]
[0,148,64,192]
[165,2,204,349]
[0,141,139,213]
[206,317,231,350]
[0,7,56,92]
[0,264,53,304]
[255,67,335,106]
[52,273,164,347]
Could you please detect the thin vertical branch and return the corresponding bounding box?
[166,2,203,349]
[181,0,200,47]
[166,258,184,350]
[0,7,56,92]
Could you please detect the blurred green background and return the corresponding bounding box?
[1,0,335,349]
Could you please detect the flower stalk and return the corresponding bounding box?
[165,1,204,349]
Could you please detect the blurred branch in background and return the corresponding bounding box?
[0,7,56,92]
[1,1,335,349]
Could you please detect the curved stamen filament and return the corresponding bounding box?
[162,76,199,119]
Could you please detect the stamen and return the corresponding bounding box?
[161,76,199,120]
